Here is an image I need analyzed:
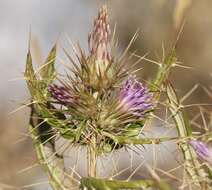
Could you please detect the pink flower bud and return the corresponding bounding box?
[88,5,111,62]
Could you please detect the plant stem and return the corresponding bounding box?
[29,125,69,190]
[166,83,206,186]
[87,135,97,177]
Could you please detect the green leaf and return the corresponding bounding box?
[103,131,179,146]
[75,120,87,142]
[113,136,178,145]
[80,177,153,190]
[24,49,37,96]
[30,103,57,145]
[40,44,57,82]
[24,48,48,101]
[25,50,35,80]
[123,122,143,137]
[60,128,75,140]
[151,49,176,93]
[80,177,171,190]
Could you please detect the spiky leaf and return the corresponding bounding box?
[40,44,57,83]
[80,177,171,190]
[151,49,176,94]
[24,49,37,96]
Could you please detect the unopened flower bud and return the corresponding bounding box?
[88,5,111,62]
[85,6,115,90]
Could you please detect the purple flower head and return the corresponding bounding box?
[189,140,212,165]
[48,84,76,105]
[88,5,111,62]
[118,76,153,118]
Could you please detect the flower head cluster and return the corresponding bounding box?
[33,5,155,152]
[118,76,153,118]
[189,140,212,165]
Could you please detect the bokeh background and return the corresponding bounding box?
[0,0,211,189]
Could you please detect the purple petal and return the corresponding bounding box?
[48,84,75,105]
[118,76,153,118]
[189,140,212,165]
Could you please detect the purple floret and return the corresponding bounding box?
[189,140,212,165]
[118,76,153,118]
[48,84,74,105]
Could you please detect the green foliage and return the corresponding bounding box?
[40,44,57,82]
[151,49,176,94]
[80,177,171,190]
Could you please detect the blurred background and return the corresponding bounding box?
[0,0,211,189]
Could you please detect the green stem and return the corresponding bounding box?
[87,136,97,177]
[166,83,207,186]
[29,125,69,190]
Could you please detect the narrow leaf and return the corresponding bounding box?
[80,177,171,190]
[40,44,57,81]
[25,49,35,80]
[151,49,176,94]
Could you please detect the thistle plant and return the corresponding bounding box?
[24,5,212,190]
